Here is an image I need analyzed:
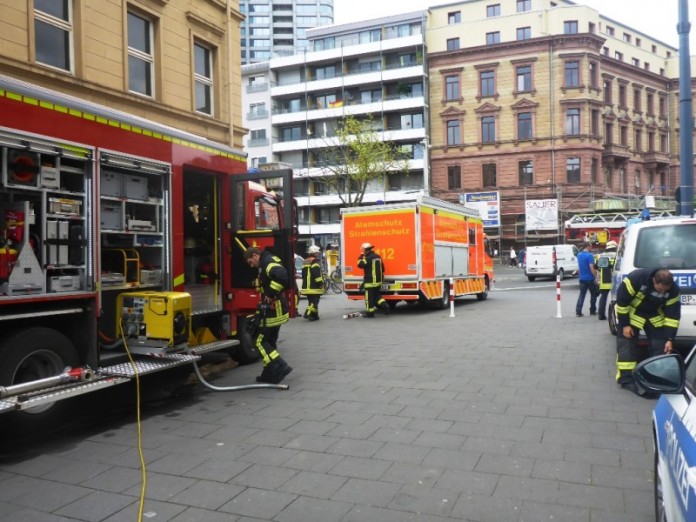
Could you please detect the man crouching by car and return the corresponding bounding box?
[615,268,681,397]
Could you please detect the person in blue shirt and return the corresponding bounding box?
[575,242,598,317]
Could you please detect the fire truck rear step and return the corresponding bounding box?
[0,339,239,412]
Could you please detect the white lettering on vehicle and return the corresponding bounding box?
[673,273,696,289]
[664,416,693,510]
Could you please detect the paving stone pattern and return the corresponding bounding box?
[0,268,657,521]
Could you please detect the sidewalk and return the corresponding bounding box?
[0,288,654,522]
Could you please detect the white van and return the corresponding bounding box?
[609,216,696,343]
[524,244,579,281]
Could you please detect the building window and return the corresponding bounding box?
[564,21,578,34]
[448,165,461,190]
[516,27,531,40]
[619,84,627,107]
[518,160,533,185]
[517,0,531,13]
[34,0,72,71]
[481,116,495,143]
[635,129,642,152]
[128,11,154,96]
[480,70,495,97]
[606,26,615,36]
[447,38,460,50]
[647,92,654,115]
[615,51,623,61]
[445,75,460,100]
[486,4,501,17]
[194,42,213,115]
[565,108,580,135]
[564,61,579,87]
[605,123,613,145]
[401,113,424,129]
[588,22,595,34]
[566,157,581,183]
[281,126,303,142]
[620,126,628,146]
[623,33,631,43]
[447,120,461,146]
[589,62,598,88]
[659,96,666,117]
[486,32,500,45]
[483,163,497,186]
[660,133,668,152]
[603,79,612,103]
[517,112,532,140]
[448,11,461,24]
[632,58,640,67]
[314,64,337,80]
[516,65,532,92]
[634,89,641,112]
[591,109,599,135]
[591,158,598,184]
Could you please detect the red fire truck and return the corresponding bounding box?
[0,74,297,420]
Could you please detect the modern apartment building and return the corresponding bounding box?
[259,12,430,244]
[240,0,334,64]
[0,0,245,149]
[427,0,683,246]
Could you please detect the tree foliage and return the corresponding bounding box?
[315,115,410,207]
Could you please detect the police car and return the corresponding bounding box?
[635,352,696,521]
[609,217,696,344]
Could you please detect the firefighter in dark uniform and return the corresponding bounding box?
[595,240,617,321]
[615,267,680,396]
[301,245,324,321]
[243,247,293,384]
[357,242,389,317]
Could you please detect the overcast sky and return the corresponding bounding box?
[333,0,693,50]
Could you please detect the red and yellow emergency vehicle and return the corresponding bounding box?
[340,196,494,309]
[0,74,296,420]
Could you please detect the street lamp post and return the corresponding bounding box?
[421,138,430,197]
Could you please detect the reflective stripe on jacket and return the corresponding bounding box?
[301,255,324,295]
[615,268,680,337]
[258,251,289,325]
[357,251,384,288]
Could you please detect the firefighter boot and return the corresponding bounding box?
[378,300,390,315]
[256,358,293,384]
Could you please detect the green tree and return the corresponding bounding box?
[316,115,410,207]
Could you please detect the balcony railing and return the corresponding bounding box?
[247,137,270,147]
[276,58,424,88]
[246,82,269,93]
[247,109,269,120]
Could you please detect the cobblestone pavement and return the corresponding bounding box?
[0,269,657,521]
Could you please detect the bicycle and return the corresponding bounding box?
[323,272,343,294]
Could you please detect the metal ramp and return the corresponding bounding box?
[0,338,239,413]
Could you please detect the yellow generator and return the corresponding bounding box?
[116,291,192,352]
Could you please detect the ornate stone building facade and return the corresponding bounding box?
[0,0,245,148]
[426,0,682,246]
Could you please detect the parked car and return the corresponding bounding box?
[608,217,696,342]
[634,351,696,521]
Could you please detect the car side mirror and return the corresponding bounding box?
[633,354,685,394]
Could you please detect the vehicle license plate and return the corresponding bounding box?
[681,294,696,305]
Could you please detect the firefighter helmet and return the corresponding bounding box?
[605,240,618,250]
[360,242,373,250]
[307,245,321,254]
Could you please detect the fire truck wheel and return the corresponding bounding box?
[608,303,618,336]
[0,327,79,417]
[434,284,450,310]
[476,280,490,301]
[230,317,261,365]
